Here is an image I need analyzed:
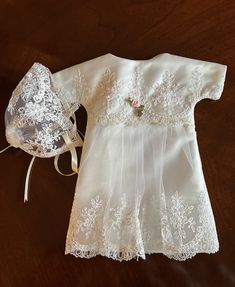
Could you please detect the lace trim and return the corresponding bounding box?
[65,189,219,261]
[66,245,218,262]
[66,242,146,261]
[87,111,195,127]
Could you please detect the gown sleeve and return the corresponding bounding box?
[189,59,227,103]
[4,62,83,158]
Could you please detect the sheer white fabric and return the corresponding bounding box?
[65,123,220,261]
[5,53,227,261]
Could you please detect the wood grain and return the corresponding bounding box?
[0,0,234,286]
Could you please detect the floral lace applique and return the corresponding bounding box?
[169,191,196,242]
[150,71,185,114]
[109,194,127,239]
[187,66,224,102]
[77,195,103,239]
[74,65,224,126]
[66,188,218,261]
[160,189,219,261]
[66,192,147,261]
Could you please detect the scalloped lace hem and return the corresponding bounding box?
[65,247,219,262]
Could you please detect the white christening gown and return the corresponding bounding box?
[52,53,227,261]
[5,52,227,261]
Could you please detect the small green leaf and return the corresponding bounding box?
[137,109,144,116]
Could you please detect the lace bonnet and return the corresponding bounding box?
[4,62,82,157]
[2,62,83,201]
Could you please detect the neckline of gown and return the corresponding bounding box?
[106,52,170,63]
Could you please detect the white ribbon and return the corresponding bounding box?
[54,134,79,176]
[0,144,35,203]
[54,112,83,176]
[24,155,36,202]
[0,145,11,153]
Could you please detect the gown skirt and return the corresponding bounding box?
[64,122,219,261]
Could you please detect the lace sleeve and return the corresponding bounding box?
[52,65,83,112]
[5,62,83,158]
[188,60,227,104]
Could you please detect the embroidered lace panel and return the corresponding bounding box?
[65,189,219,261]
[74,65,224,126]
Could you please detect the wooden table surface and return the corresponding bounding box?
[0,1,234,286]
